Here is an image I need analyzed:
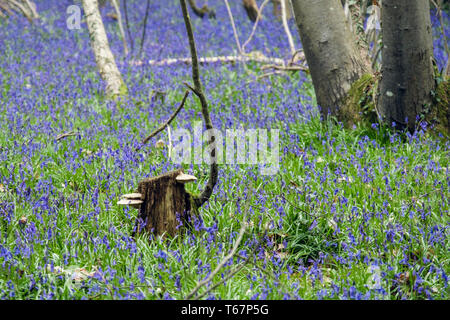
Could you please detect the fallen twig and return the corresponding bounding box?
[144,54,285,67]
[185,196,251,300]
[289,49,305,66]
[261,63,308,72]
[193,252,252,300]
[135,90,190,151]
[55,131,78,142]
[245,70,286,85]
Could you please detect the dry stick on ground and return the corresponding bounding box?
[185,198,251,300]
[191,196,271,300]
[193,243,258,300]
[289,49,305,65]
[55,131,78,142]
[224,0,243,55]
[242,0,270,52]
[147,54,285,67]
[261,63,308,72]
[135,90,190,152]
[250,70,285,83]
[111,0,129,56]
[180,0,218,208]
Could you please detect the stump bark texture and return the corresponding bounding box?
[134,169,192,238]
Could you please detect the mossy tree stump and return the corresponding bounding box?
[119,169,197,239]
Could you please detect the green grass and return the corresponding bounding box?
[0,62,449,300]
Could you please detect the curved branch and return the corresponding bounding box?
[180,0,218,208]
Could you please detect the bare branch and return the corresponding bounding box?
[261,63,308,72]
[122,0,134,52]
[111,0,129,56]
[280,0,296,56]
[242,0,270,52]
[55,131,78,142]
[224,0,243,55]
[135,90,190,151]
[146,55,285,67]
[139,0,151,57]
[185,203,249,300]
[180,0,218,208]
[193,254,251,300]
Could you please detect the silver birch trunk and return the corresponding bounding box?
[82,0,127,97]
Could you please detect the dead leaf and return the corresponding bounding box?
[155,139,165,149]
[46,265,98,282]
[19,216,27,225]
[398,272,410,285]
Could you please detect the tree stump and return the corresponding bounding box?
[128,169,197,239]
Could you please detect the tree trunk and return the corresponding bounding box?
[379,0,435,132]
[82,0,127,98]
[242,0,258,22]
[291,0,370,119]
[188,0,215,18]
[0,0,38,22]
[133,169,193,239]
[272,0,292,20]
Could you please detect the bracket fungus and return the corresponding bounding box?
[117,193,143,209]
[175,172,197,183]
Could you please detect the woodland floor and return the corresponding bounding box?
[0,1,448,299]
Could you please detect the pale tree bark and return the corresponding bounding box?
[291,0,370,119]
[82,0,127,98]
[0,0,38,22]
[280,0,295,56]
[344,0,371,69]
[379,0,436,132]
[111,0,129,56]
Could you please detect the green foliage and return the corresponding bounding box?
[428,75,450,137]
[340,73,379,127]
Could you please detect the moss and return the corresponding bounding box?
[340,73,379,128]
[119,82,128,96]
[426,76,450,138]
